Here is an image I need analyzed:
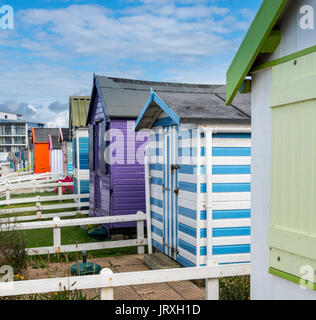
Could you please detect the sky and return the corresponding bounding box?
[0,0,262,127]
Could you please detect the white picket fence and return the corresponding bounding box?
[0,212,147,256]
[0,263,251,300]
[0,171,66,187]
[0,192,90,223]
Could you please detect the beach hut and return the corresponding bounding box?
[32,127,50,174]
[86,75,155,231]
[32,128,65,176]
[69,96,90,200]
[134,86,251,267]
[226,0,316,299]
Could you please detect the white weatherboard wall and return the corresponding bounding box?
[249,0,316,300]
[149,112,251,267]
[50,150,63,178]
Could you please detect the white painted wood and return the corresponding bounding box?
[0,182,73,193]
[137,211,145,254]
[178,247,196,265]
[205,129,214,265]
[151,218,163,231]
[0,202,89,215]
[178,215,196,229]
[206,261,220,300]
[0,213,147,231]
[0,210,89,223]
[195,218,250,229]
[178,231,197,247]
[0,193,88,206]
[178,156,251,166]
[151,204,163,215]
[179,138,251,148]
[195,126,202,267]
[27,239,148,256]
[179,173,251,184]
[203,236,251,246]
[199,253,251,264]
[100,269,114,300]
[150,170,163,179]
[53,216,61,254]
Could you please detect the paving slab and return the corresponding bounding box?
[26,254,205,300]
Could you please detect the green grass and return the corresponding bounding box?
[0,191,138,265]
[0,191,88,219]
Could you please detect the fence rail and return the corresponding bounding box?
[0,172,66,187]
[0,263,251,300]
[0,189,89,223]
[0,181,74,199]
[0,212,147,256]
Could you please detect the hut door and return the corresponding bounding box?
[162,125,178,260]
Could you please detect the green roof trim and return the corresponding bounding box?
[226,0,288,105]
[269,267,316,290]
[69,96,90,129]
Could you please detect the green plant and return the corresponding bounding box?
[219,275,250,300]
[0,221,27,274]
[31,282,99,300]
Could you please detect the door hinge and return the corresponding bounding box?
[170,248,179,255]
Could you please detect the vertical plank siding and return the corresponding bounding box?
[73,130,89,203]
[109,119,147,228]
[88,88,148,230]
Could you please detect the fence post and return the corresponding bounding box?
[53,216,61,254]
[100,268,114,300]
[5,183,10,201]
[36,195,41,219]
[58,181,62,203]
[136,211,145,254]
[206,261,220,300]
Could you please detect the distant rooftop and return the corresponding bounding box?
[69,96,90,129]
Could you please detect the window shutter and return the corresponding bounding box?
[269,53,316,286]
[88,125,94,170]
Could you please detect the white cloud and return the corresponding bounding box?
[0,2,255,127]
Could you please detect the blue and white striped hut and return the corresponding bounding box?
[135,84,251,267]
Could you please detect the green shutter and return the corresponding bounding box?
[269,52,316,286]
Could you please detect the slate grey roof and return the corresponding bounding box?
[157,91,251,120]
[94,76,230,119]
[135,87,251,130]
[33,128,68,149]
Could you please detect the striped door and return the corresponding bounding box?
[162,126,178,259]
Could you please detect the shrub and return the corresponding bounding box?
[219,275,250,300]
[0,221,27,274]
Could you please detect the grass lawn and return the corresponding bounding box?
[0,191,138,264]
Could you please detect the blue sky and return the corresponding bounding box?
[0,0,261,127]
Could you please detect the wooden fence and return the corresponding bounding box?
[0,191,90,223]
[0,263,251,300]
[0,171,66,187]
[0,212,147,256]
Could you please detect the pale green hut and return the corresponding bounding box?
[226,0,316,299]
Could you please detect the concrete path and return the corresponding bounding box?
[27,254,205,300]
